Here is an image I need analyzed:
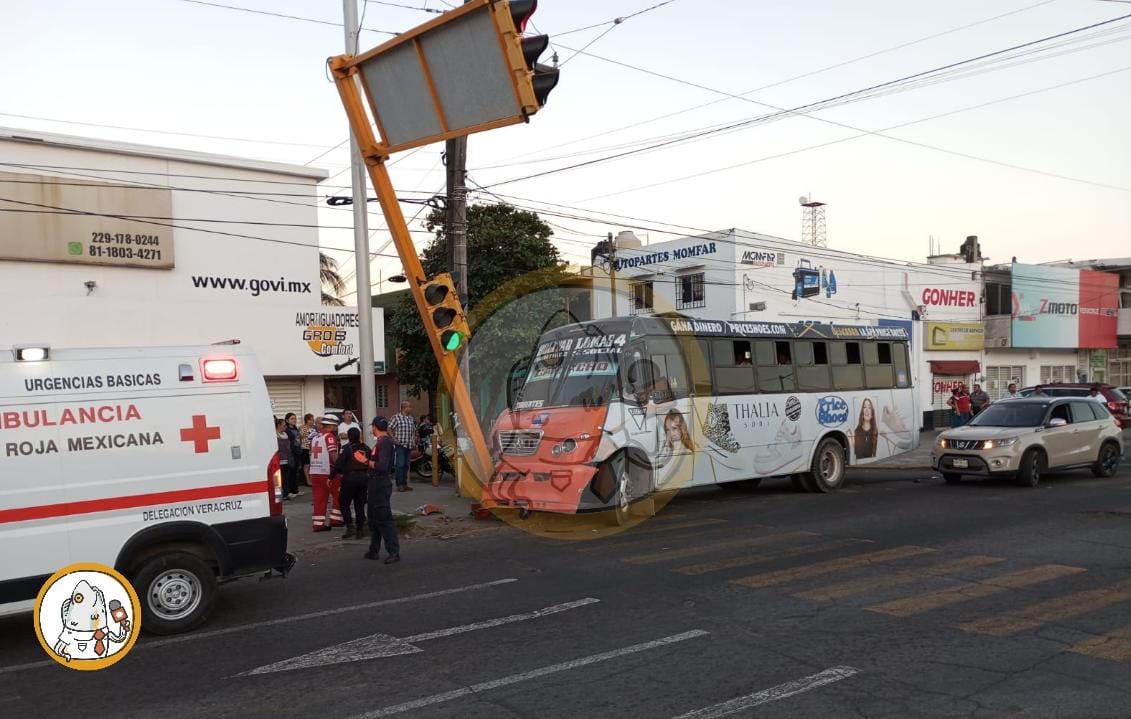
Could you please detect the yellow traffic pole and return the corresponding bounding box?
[330,56,493,500]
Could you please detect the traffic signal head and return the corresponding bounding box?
[421,273,471,354]
[498,0,559,114]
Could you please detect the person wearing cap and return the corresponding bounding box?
[364,416,401,563]
[308,412,345,532]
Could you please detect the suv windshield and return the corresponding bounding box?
[967,402,1048,427]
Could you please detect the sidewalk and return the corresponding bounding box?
[283,471,497,559]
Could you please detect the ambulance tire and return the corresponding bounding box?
[132,551,219,635]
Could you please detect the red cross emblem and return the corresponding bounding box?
[311,443,323,460]
[180,415,221,453]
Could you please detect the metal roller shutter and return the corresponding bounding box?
[266,379,304,419]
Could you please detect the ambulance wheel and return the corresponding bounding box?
[132,551,218,635]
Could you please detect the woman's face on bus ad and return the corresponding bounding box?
[665,416,684,444]
[861,399,874,422]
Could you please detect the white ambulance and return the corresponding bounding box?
[0,343,294,635]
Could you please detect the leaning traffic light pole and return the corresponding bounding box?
[329,0,558,493]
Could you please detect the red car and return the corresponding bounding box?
[1019,383,1129,429]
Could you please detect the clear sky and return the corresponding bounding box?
[2,0,1129,303]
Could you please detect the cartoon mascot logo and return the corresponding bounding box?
[34,563,141,670]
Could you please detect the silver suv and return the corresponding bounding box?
[933,397,1124,487]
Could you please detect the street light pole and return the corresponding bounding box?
[343,0,376,422]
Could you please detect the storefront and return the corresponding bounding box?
[0,129,384,418]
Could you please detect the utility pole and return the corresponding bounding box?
[446,133,471,494]
[343,0,376,421]
[607,232,618,317]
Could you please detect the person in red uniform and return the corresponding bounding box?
[308,413,345,531]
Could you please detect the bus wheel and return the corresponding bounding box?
[807,438,847,493]
[611,452,652,526]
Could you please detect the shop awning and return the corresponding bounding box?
[929,360,981,375]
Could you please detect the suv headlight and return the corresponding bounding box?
[983,437,1018,449]
[936,437,949,448]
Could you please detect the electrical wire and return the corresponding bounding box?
[571,64,1131,203]
[176,0,398,34]
[503,0,1062,164]
[479,13,1131,188]
[365,0,443,14]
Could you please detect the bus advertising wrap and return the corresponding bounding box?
[1011,263,1118,349]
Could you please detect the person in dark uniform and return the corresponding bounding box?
[364,416,401,563]
[334,427,370,540]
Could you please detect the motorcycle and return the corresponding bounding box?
[411,440,455,478]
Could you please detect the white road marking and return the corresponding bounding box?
[348,630,710,718]
[0,578,518,676]
[671,665,860,718]
[239,597,601,676]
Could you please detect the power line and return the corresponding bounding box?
[0,194,404,258]
[364,0,443,14]
[479,13,1131,189]
[572,64,1131,203]
[505,0,1061,165]
[176,0,398,34]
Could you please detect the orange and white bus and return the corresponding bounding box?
[485,316,917,523]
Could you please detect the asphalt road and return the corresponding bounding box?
[3,460,1131,718]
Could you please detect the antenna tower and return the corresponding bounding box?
[799,195,827,247]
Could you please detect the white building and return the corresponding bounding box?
[0,128,384,419]
[591,229,984,429]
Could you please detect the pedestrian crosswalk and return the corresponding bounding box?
[586,519,1131,664]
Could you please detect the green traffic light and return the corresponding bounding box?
[442,330,464,352]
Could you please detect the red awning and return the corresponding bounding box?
[930,360,980,375]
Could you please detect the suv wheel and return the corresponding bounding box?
[1091,442,1121,478]
[1015,448,1046,488]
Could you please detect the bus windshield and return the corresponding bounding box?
[516,347,619,409]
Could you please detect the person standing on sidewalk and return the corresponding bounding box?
[364,416,401,563]
[969,384,990,416]
[389,401,417,493]
[299,413,315,487]
[309,413,344,532]
[284,413,302,497]
[334,427,370,541]
[275,417,296,499]
[338,410,361,444]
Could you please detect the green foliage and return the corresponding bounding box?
[389,203,567,405]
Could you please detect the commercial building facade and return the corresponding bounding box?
[0,128,386,420]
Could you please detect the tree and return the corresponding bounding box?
[320,252,347,306]
[390,204,568,410]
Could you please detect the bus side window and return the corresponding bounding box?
[794,340,831,391]
[755,340,795,393]
[893,342,911,387]
[712,339,756,395]
[677,338,714,396]
[864,342,894,389]
[831,341,863,390]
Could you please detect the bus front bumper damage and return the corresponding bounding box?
[482,463,600,514]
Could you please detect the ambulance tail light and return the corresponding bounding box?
[202,358,239,382]
[267,452,284,516]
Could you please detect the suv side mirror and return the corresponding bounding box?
[1047,417,1068,428]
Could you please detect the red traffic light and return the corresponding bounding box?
[509,0,537,33]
